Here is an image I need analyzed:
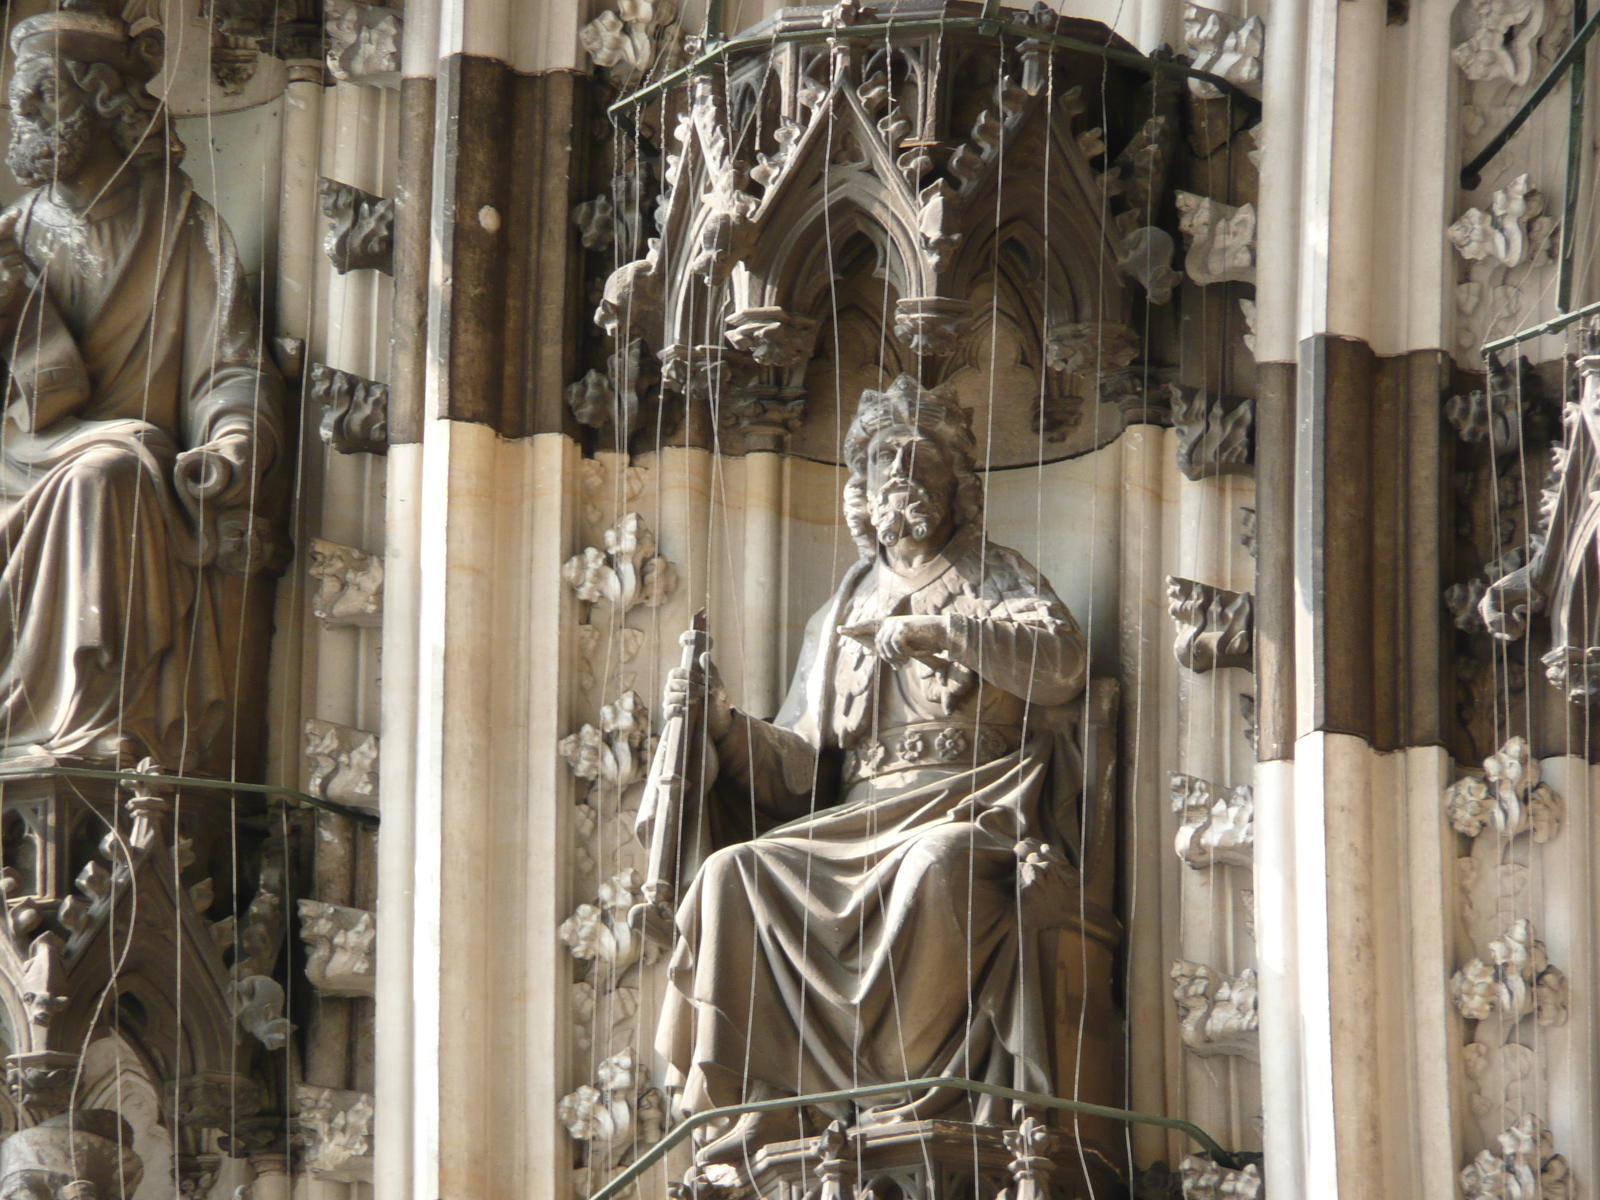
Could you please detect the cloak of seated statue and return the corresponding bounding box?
[0,1110,143,1200]
[639,375,1117,1172]
[0,0,284,771]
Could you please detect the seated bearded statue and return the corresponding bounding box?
[640,375,1093,1163]
[0,0,284,770]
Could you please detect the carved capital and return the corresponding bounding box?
[309,539,384,627]
[1166,577,1253,672]
[1172,389,1254,480]
[296,1085,375,1183]
[325,0,401,85]
[318,179,394,275]
[5,1050,77,1117]
[1170,774,1253,869]
[1171,960,1258,1061]
[312,364,389,455]
[304,719,380,812]
[299,900,376,998]
[723,307,819,370]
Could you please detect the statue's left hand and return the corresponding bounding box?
[175,431,254,507]
[840,614,951,668]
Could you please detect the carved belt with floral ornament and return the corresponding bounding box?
[841,720,1020,785]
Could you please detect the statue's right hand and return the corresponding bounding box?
[0,212,28,321]
[663,651,734,741]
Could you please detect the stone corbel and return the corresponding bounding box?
[1167,577,1254,672]
[558,869,657,986]
[893,298,974,357]
[1444,736,1563,842]
[309,539,384,627]
[304,719,380,812]
[1171,960,1259,1061]
[1453,0,1551,86]
[311,364,389,455]
[1170,774,1253,869]
[1461,1114,1571,1200]
[1449,175,1557,271]
[296,1085,375,1183]
[568,338,659,436]
[229,975,293,1050]
[325,0,401,85]
[1183,4,1264,98]
[1173,388,1254,480]
[1179,1156,1263,1200]
[559,691,652,793]
[1117,226,1184,306]
[172,1073,267,1134]
[1175,192,1257,287]
[562,514,678,616]
[318,179,395,275]
[557,1048,665,1162]
[1451,917,1568,1028]
[580,0,684,85]
[299,900,376,998]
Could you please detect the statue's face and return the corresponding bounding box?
[6,57,97,187]
[864,427,957,548]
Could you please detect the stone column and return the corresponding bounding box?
[739,431,787,719]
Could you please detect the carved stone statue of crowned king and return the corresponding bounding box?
[638,375,1116,1181]
[0,0,284,771]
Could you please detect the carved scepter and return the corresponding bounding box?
[631,609,716,947]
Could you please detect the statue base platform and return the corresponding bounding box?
[710,1119,1125,1200]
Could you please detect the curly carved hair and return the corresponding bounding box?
[841,374,985,558]
[57,56,184,169]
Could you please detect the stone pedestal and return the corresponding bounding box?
[731,1119,1123,1200]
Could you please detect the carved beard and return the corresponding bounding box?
[869,479,946,548]
[7,108,94,188]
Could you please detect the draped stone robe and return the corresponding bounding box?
[658,524,1087,1125]
[0,167,282,764]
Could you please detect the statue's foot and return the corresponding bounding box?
[692,1108,809,1165]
